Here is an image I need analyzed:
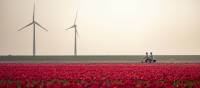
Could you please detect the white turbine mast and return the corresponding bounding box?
[18,0,48,56]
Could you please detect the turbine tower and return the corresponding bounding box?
[66,10,79,56]
[18,0,48,56]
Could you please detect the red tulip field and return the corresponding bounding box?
[0,63,200,88]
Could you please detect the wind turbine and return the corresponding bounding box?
[65,11,79,56]
[18,0,48,56]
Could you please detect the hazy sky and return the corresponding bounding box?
[0,0,200,55]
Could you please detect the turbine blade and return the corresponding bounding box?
[76,30,80,37]
[18,22,33,31]
[35,22,48,31]
[75,27,79,37]
[74,10,78,25]
[66,26,74,30]
[33,0,35,21]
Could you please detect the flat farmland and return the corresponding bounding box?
[0,55,200,63]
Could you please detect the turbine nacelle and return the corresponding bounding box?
[66,24,77,30]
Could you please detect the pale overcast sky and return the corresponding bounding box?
[0,0,200,55]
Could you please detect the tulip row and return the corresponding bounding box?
[0,63,200,88]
